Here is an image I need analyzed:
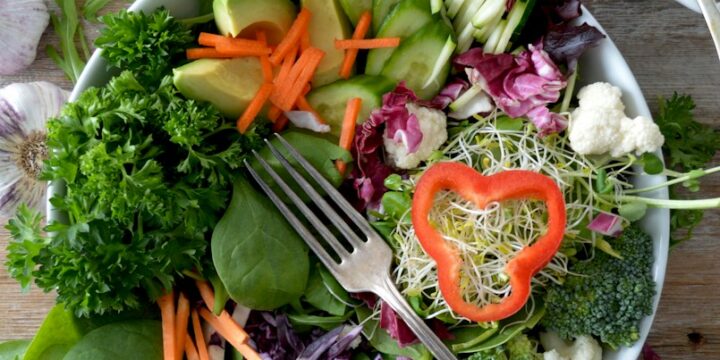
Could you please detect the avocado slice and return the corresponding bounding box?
[173,58,265,118]
[301,0,352,87]
[213,0,296,44]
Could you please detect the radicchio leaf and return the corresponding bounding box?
[544,22,606,69]
[425,78,471,110]
[379,301,419,347]
[587,212,624,237]
[455,45,568,136]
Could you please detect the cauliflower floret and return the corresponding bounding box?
[540,332,602,360]
[569,83,664,157]
[384,103,447,169]
[577,82,625,112]
[568,107,625,156]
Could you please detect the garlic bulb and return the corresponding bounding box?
[0,0,50,75]
[0,82,68,216]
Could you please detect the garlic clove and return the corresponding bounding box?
[0,82,68,217]
[0,0,50,75]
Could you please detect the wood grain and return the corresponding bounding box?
[1,1,719,359]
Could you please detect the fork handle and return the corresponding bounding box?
[375,276,457,360]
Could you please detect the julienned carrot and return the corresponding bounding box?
[339,11,372,78]
[297,96,326,125]
[158,291,177,360]
[256,31,274,83]
[199,308,260,360]
[276,48,325,111]
[185,333,200,360]
[270,8,312,65]
[336,98,362,174]
[334,38,401,49]
[214,44,272,57]
[301,30,311,52]
[274,44,299,87]
[238,83,275,133]
[194,280,250,344]
[187,48,233,59]
[271,48,320,109]
[199,33,266,48]
[273,114,289,132]
[175,292,190,358]
[268,105,283,123]
[191,309,209,360]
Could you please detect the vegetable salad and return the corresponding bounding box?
[2,0,720,359]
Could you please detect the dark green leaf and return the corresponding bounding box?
[304,263,347,316]
[618,202,648,222]
[63,320,162,360]
[287,312,353,331]
[639,153,664,175]
[212,175,309,310]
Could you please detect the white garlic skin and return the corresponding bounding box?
[0,0,50,75]
[0,82,68,217]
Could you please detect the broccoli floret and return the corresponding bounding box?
[506,334,542,360]
[467,346,507,360]
[542,226,655,349]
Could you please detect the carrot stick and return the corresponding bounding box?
[158,291,177,360]
[198,32,226,47]
[191,309,209,360]
[256,31,274,83]
[334,37,401,49]
[198,308,258,359]
[185,333,200,360]
[297,96,326,124]
[339,11,372,78]
[175,292,190,358]
[187,48,234,59]
[336,97,362,174]
[194,280,250,344]
[270,8,312,65]
[301,30,311,52]
[215,37,267,49]
[273,114,289,132]
[275,48,325,111]
[238,83,275,133]
[268,105,283,123]
[214,44,272,57]
[274,44,299,87]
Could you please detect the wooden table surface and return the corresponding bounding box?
[1,0,719,359]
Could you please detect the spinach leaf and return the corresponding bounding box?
[251,130,353,200]
[212,175,310,310]
[63,320,162,360]
[304,263,348,316]
[287,313,353,331]
[23,305,86,360]
[0,339,30,360]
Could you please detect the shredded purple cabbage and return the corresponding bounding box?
[455,45,568,136]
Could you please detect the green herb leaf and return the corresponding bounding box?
[63,320,162,360]
[48,0,87,82]
[82,0,112,21]
[655,93,720,247]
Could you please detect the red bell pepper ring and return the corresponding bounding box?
[411,162,566,322]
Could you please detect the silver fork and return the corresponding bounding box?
[243,134,456,360]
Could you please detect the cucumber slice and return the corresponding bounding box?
[510,0,536,42]
[372,0,402,34]
[457,22,477,53]
[494,0,533,53]
[471,0,505,28]
[380,21,455,99]
[306,75,396,137]
[473,14,502,43]
[454,0,486,31]
[365,0,433,75]
[423,35,457,89]
[483,19,506,54]
[445,0,465,18]
[431,0,443,14]
[339,0,373,26]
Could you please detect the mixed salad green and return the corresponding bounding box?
[2,0,720,359]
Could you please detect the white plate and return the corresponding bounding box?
[676,0,701,12]
[54,1,670,359]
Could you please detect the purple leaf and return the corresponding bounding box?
[423,78,471,110]
[544,22,606,69]
[588,212,624,237]
[555,0,582,20]
[380,301,419,347]
[642,343,662,360]
[297,325,344,360]
[327,325,364,357]
[455,45,568,136]
[351,292,379,308]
